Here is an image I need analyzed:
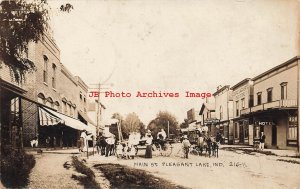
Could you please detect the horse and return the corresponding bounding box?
[206,137,219,158]
[96,136,107,155]
[197,135,209,157]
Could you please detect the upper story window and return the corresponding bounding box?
[257,92,262,105]
[280,82,287,100]
[241,98,245,109]
[52,64,56,89]
[267,88,273,103]
[235,101,239,116]
[83,96,86,103]
[219,106,223,120]
[43,55,48,83]
[80,92,82,100]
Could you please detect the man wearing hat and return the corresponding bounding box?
[182,135,191,159]
[79,129,87,152]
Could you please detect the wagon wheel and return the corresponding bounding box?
[190,146,199,156]
[160,142,173,157]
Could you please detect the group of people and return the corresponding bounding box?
[115,142,136,159]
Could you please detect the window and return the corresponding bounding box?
[63,102,67,115]
[281,82,287,100]
[80,92,82,100]
[43,55,48,83]
[257,92,262,105]
[52,64,56,88]
[267,88,272,102]
[83,96,86,103]
[288,116,297,140]
[236,101,239,116]
[219,106,223,120]
[68,104,72,116]
[241,98,245,109]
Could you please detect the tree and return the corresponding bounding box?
[123,112,142,134]
[147,111,179,138]
[110,112,125,140]
[111,112,145,140]
[180,118,189,129]
[0,0,73,83]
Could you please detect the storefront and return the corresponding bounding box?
[252,109,298,149]
[38,107,96,148]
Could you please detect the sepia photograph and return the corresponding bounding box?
[1,0,300,188]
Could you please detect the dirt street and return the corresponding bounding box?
[26,145,300,189]
[87,144,300,189]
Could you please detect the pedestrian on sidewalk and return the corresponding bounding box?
[79,130,87,152]
[259,132,266,150]
[182,135,191,159]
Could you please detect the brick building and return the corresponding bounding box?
[1,33,96,148]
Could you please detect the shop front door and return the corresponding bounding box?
[272,124,277,146]
[239,125,244,143]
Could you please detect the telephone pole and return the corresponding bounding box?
[89,83,112,137]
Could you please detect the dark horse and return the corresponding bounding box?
[206,137,219,158]
[96,136,107,155]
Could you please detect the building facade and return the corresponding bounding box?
[199,101,216,135]
[231,79,254,145]
[1,33,96,148]
[241,57,299,150]
[213,85,234,144]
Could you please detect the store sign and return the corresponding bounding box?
[257,121,274,126]
[204,118,220,124]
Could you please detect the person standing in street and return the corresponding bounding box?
[182,135,191,159]
[259,132,266,150]
[145,130,153,158]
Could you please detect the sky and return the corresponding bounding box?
[48,0,299,125]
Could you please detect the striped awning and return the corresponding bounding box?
[38,107,87,131]
[39,107,63,126]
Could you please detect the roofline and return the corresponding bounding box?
[252,56,300,81]
[213,85,230,96]
[230,78,251,90]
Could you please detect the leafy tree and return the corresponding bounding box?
[147,111,179,138]
[180,118,189,129]
[0,0,73,83]
[111,112,145,140]
[110,112,125,140]
[123,112,142,134]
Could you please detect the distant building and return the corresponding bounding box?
[199,101,216,135]
[213,85,234,144]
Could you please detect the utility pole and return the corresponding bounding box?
[96,83,101,137]
[89,82,112,138]
[167,120,170,138]
[297,58,300,152]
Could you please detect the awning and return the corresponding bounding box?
[39,107,90,132]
